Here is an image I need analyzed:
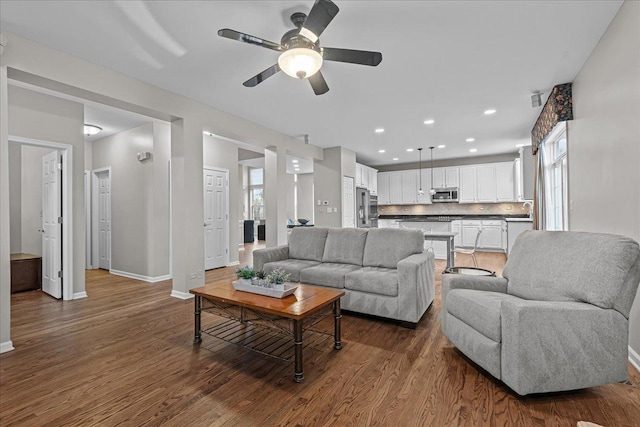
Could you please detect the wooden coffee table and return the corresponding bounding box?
[190,280,344,382]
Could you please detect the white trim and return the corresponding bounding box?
[92,167,111,271]
[629,346,640,373]
[84,170,92,269]
[170,289,194,300]
[110,269,172,283]
[0,340,15,354]
[9,135,74,301]
[226,260,239,267]
[73,291,88,300]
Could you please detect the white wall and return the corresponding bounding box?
[297,173,315,223]
[568,0,640,358]
[285,173,295,222]
[92,122,170,278]
[313,147,356,228]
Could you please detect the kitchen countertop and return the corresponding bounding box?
[379,214,531,222]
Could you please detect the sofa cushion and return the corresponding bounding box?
[345,267,398,297]
[446,289,521,343]
[263,259,321,282]
[504,230,640,316]
[322,228,369,266]
[288,227,329,262]
[362,228,425,269]
[299,263,362,289]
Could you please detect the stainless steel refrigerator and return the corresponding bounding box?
[356,187,378,228]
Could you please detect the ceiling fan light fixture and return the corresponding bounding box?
[84,124,102,136]
[278,48,323,79]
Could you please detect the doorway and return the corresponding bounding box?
[343,176,355,228]
[203,167,229,270]
[92,168,111,271]
[8,136,74,301]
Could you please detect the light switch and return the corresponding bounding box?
[317,200,322,206]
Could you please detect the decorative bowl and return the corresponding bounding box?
[297,218,310,225]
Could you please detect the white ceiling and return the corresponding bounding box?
[0,0,622,166]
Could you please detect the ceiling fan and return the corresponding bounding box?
[218,0,382,95]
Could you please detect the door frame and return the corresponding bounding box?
[84,170,91,269]
[203,165,230,268]
[91,167,112,272]
[8,135,74,301]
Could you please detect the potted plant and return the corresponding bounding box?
[266,268,290,290]
[236,266,255,285]
[253,270,267,287]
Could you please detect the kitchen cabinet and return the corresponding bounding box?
[460,219,506,251]
[389,173,403,204]
[401,170,418,204]
[476,165,496,202]
[461,220,481,247]
[495,162,515,201]
[369,168,378,195]
[378,219,400,229]
[417,168,432,204]
[377,172,390,204]
[459,167,477,203]
[433,167,459,189]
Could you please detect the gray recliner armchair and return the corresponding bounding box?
[441,230,640,395]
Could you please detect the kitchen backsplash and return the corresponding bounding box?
[379,202,530,216]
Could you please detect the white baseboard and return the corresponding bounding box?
[227,261,239,267]
[0,340,15,354]
[110,269,172,283]
[170,290,194,300]
[629,346,640,373]
[73,291,88,300]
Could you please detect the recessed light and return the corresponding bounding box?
[375,128,385,133]
[516,143,526,147]
[424,119,435,125]
[406,148,414,152]
[378,149,386,153]
[437,145,446,148]
[466,138,475,142]
[469,148,478,153]
[393,157,399,161]
[484,109,497,115]
[292,159,299,163]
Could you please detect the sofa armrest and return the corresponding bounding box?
[396,251,436,323]
[501,299,628,395]
[252,245,289,272]
[441,275,508,328]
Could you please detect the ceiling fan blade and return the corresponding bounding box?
[299,0,339,43]
[308,71,329,95]
[322,47,382,66]
[218,28,282,52]
[243,64,281,87]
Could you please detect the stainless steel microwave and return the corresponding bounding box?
[431,187,459,203]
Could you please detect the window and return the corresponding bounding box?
[543,123,568,231]
[249,168,264,221]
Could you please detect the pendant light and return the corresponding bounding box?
[417,148,424,196]
[429,146,436,195]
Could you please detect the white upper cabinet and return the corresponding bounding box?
[417,168,432,204]
[495,162,515,202]
[476,164,497,202]
[369,168,378,195]
[355,163,377,194]
[377,172,390,204]
[459,166,477,203]
[401,170,418,204]
[432,167,459,189]
[389,172,403,204]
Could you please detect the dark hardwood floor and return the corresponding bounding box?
[1,246,639,426]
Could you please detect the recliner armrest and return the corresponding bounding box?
[500,299,628,395]
[441,275,508,327]
[252,245,289,272]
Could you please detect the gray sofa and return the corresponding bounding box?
[441,230,640,395]
[253,227,435,326]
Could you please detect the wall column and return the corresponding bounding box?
[170,118,205,298]
[264,145,288,247]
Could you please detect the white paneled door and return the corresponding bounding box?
[96,170,111,270]
[343,176,355,228]
[204,168,228,270]
[42,151,62,299]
